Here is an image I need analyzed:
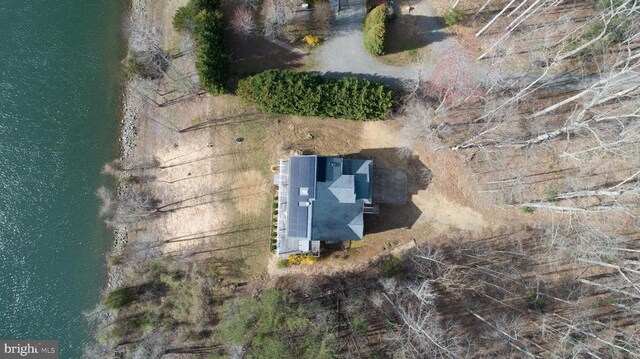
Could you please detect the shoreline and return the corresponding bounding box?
[101,0,139,297]
[85,3,143,357]
[102,0,148,290]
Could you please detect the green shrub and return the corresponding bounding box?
[173,0,228,94]
[237,69,393,120]
[161,269,206,324]
[250,337,289,359]
[217,296,259,345]
[173,0,197,32]
[526,289,545,311]
[350,315,371,334]
[363,4,387,56]
[443,8,464,26]
[608,18,631,43]
[564,14,631,57]
[520,206,535,214]
[583,23,605,42]
[110,325,127,339]
[544,188,558,200]
[276,259,289,268]
[124,49,171,80]
[218,288,338,357]
[104,287,138,309]
[302,329,337,359]
[381,255,402,278]
[595,0,625,11]
[136,314,159,334]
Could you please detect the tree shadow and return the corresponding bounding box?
[179,113,261,133]
[341,147,431,234]
[325,1,449,53]
[226,34,305,79]
[384,15,449,55]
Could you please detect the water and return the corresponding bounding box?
[0,0,124,357]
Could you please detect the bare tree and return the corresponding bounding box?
[230,6,256,38]
[262,0,287,38]
[385,280,468,358]
[125,14,171,79]
[96,186,159,226]
[397,97,440,157]
[312,1,334,33]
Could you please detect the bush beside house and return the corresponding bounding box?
[237,70,393,120]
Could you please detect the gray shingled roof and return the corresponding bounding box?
[311,157,372,241]
[279,156,373,256]
[280,156,317,255]
[329,175,356,203]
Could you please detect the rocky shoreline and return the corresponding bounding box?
[102,0,145,295]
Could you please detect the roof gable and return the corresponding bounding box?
[329,174,356,203]
[347,213,364,238]
[310,157,373,241]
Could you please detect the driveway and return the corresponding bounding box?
[314,0,446,86]
[313,1,595,92]
[316,1,416,86]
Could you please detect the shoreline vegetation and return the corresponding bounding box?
[85,0,145,355]
[86,0,640,357]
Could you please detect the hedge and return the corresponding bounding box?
[174,0,228,94]
[364,4,388,56]
[237,70,393,120]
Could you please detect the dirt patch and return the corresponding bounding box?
[135,108,494,280]
[265,120,494,277]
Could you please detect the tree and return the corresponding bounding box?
[385,280,468,358]
[194,5,228,94]
[173,1,197,32]
[312,2,334,34]
[230,6,256,38]
[96,186,159,226]
[262,0,286,38]
[125,15,172,80]
[363,4,387,56]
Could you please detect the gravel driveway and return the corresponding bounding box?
[316,3,415,85]
[313,1,593,92]
[314,0,447,87]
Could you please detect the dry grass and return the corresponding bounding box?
[120,0,518,287]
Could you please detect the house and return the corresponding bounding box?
[273,155,378,257]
